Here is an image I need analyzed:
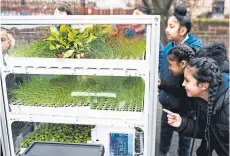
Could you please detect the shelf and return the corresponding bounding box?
[8,105,144,127]
[1,15,159,25]
[18,148,26,155]
[0,15,160,156]
[2,57,148,77]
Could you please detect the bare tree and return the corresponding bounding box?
[142,0,174,45]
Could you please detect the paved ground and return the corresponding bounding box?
[155,103,217,156]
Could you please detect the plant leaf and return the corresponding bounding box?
[65,44,70,49]
[63,50,75,58]
[71,29,79,36]
[60,31,67,39]
[56,44,61,49]
[60,25,68,32]
[49,25,59,37]
[86,34,97,43]
[57,38,67,47]
[44,36,56,41]
[68,31,75,41]
[49,44,56,50]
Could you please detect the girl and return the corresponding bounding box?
[158,44,196,112]
[159,5,202,156]
[54,0,72,15]
[0,29,15,58]
[159,42,229,112]
[123,6,151,39]
[164,57,229,156]
[122,6,163,67]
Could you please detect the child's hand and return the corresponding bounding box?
[163,109,182,128]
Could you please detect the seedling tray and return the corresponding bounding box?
[22,142,104,156]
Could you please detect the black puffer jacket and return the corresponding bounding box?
[176,73,229,156]
[220,61,229,73]
[159,74,188,114]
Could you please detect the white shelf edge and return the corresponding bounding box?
[8,105,144,127]
[2,57,149,76]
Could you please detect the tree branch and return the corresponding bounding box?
[142,0,153,13]
[164,0,174,13]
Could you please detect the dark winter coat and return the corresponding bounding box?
[176,73,229,156]
[159,34,203,109]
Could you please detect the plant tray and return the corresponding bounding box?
[22,142,104,156]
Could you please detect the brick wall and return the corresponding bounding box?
[9,26,49,48]
[191,20,229,54]
[10,20,230,56]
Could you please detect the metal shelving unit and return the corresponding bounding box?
[0,15,160,156]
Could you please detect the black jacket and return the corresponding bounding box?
[159,35,203,108]
[159,74,189,114]
[159,61,229,113]
[176,73,229,156]
[220,61,229,73]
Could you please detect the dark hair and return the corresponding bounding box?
[55,1,73,15]
[188,57,222,153]
[198,42,228,66]
[168,44,196,62]
[173,5,192,33]
[134,6,151,15]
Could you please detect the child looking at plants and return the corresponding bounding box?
[54,0,72,15]
[159,42,229,112]
[159,41,229,116]
[123,6,151,39]
[123,6,163,66]
[1,28,15,58]
[163,57,229,156]
[159,42,229,155]
[53,0,73,31]
[158,44,196,113]
[158,5,203,156]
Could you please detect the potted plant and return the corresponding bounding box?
[44,24,113,58]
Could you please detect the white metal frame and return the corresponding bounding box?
[0,15,160,156]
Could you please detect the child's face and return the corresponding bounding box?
[54,8,67,16]
[132,9,146,31]
[182,66,203,97]
[167,56,185,76]
[165,16,181,41]
[1,31,10,54]
[133,9,145,15]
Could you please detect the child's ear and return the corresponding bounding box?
[179,26,187,36]
[180,60,188,69]
[198,82,209,91]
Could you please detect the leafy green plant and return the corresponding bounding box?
[20,123,94,148]
[44,24,114,58]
